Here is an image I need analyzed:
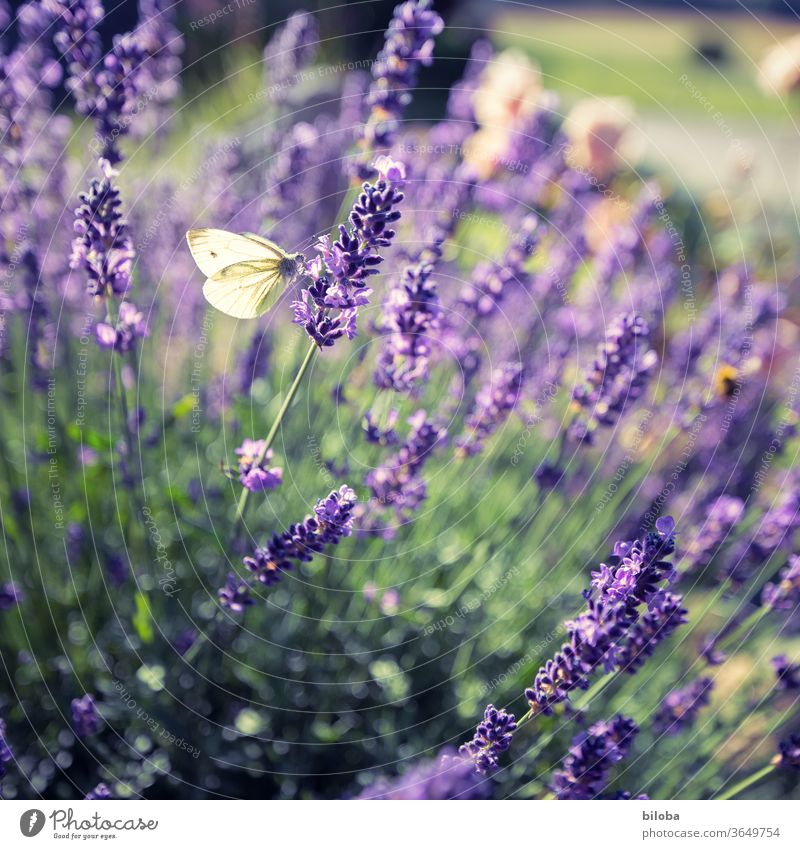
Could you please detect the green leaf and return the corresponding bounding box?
[133,591,154,644]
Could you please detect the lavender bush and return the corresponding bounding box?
[0,0,799,803]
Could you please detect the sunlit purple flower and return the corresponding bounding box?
[263,10,319,105]
[459,704,517,774]
[292,160,405,347]
[526,520,677,714]
[71,694,100,738]
[653,677,713,735]
[49,0,104,116]
[355,0,444,175]
[226,439,283,493]
[243,486,357,587]
[551,715,638,799]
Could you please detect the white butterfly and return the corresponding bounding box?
[186,228,304,319]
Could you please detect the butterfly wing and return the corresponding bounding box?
[186,228,284,277]
[202,259,287,319]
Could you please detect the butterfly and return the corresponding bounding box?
[186,228,304,319]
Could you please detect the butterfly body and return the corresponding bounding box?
[186,228,303,319]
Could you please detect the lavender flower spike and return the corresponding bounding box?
[292,158,405,348]
[71,694,100,738]
[355,0,444,175]
[777,734,800,770]
[71,160,135,298]
[551,715,639,799]
[243,486,357,587]
[457,362,524,457]
[218,573,254,614]
[0,582,23,611]
[95,302,148,353]
[570,312,658,444]
[459,704,517,774]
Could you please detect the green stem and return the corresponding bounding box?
[234,340,318,525]
[715,763,776,800]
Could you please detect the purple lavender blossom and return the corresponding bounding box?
[551,715,639,799]
[653,677,713,735]
[49,0,104,116]
[218,573,254,614]
[762,555,800,611]
[457,362,524,457]
[771,655,800,691]
[357,749,489,799]
[71,161,135,298]
[614,592,688,674]
[525,520,678,715]
[292,157,405,347]
[85,782,112,799]
[355,0,444,175]
[570,312,658,444]
[459,704,517,774]
[71,694,100,738]
[263,10,319,105]
[0,582,22,611]
[95,301,147,352]
[374,247,442,392]
[225,439,283,493]
[243,486,357,587]
[459,215,539,321]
